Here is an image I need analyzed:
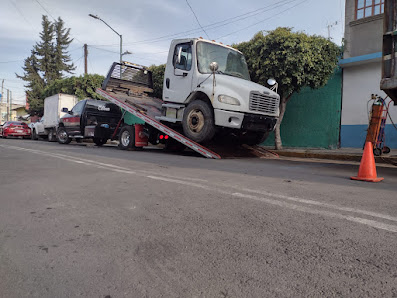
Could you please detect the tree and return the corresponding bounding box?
[53,17,75,79]
[235,28,340,149]
[148,64,165,99]
[17,15,76,115]
[16,51,45,115]
[34,15,55,83]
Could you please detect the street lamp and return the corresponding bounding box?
[89,14,123,67]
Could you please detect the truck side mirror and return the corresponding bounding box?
[61,107,69,113]
[175,47,182,66]
[210,62,219,72]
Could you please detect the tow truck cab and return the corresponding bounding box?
[57,99,122,146]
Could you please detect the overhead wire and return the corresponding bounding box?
[93,0,302,48]
[216,0,310,39]
[185,0,209,39]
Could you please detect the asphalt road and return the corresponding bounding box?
[0,138,396,297]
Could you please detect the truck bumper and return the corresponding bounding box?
[214,109,277,132]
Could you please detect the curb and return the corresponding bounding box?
[273,150,397,165]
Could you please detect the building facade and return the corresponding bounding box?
[340,0,397,148]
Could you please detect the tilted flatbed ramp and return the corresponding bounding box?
[96,88,221,159]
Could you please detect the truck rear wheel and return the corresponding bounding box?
[118,126,136,150]
[182,100,216,143]
[57,127,72,144]
[48,129,56,142]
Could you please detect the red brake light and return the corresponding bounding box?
[165,135,169,140]
[159,135,164,140]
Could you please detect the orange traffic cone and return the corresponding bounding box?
[351,142,384,182]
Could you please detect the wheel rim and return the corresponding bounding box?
[121,130,130,146]
[58,130,68,142]
[187,109,205,133]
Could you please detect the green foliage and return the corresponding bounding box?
[148,64,165,99]
[42,74,105,100]
[235,28,341,100]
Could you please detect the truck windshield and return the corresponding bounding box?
[197,41,250,81]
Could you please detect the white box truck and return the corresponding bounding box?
[31,94,78,141]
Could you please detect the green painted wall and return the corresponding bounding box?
[262,69,342,149]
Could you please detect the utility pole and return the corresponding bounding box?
[6,89,9,122]
[10,91,12,121]
[84,44,88,74]
[0,79,3,124]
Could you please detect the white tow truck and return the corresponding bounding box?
[97,38,280,158]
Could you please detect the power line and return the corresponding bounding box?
[33,0,84,45]
[33,0,56,21]
[92,0,301,48]
[0,59,24,64]
[185,0,209,39]
[216,0,310,40]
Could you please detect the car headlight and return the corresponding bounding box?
[218,95,241,106]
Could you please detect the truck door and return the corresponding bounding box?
[63,100,85,136]
[163,42,193,103]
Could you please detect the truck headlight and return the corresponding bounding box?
[218,95,241,106]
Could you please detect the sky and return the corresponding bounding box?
[0,0,345,105]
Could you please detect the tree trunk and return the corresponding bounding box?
[274,96,290,150]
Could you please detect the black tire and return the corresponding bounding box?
[382,146,391,154]
[31,129,38,140]
[75,138,82,143]
[182,100,216,143]
[57,127,72,144]
[93,137,107,146]
[373,147,382,156]
[48,128,56,142]
[118,125,136,150]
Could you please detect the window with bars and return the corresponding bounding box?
[356,0,384,19]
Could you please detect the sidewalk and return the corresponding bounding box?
[263,147,397,165]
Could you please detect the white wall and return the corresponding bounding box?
[342,62,397,125]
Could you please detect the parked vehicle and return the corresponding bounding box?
[161,38,279,144]
[30,94,78,141]
[0,121,31,139]
[57,99,122,146]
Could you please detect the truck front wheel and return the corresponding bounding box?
[57,127,72,144]
[182,100,216,143]
[118,126,136,150]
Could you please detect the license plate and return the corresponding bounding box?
[16,130,23,133]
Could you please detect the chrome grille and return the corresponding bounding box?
[249,91,279,115]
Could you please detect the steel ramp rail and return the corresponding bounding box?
[96,88,221,159]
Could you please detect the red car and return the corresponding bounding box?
[0,121,31,139]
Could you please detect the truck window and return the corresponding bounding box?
[173,43,192,71]
[71,100,85,115]
[197,41,250,81]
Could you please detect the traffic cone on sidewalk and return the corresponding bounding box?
[351,142,384,182]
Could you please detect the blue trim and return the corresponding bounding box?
[339,52,382,65]
[341,124,397,148]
